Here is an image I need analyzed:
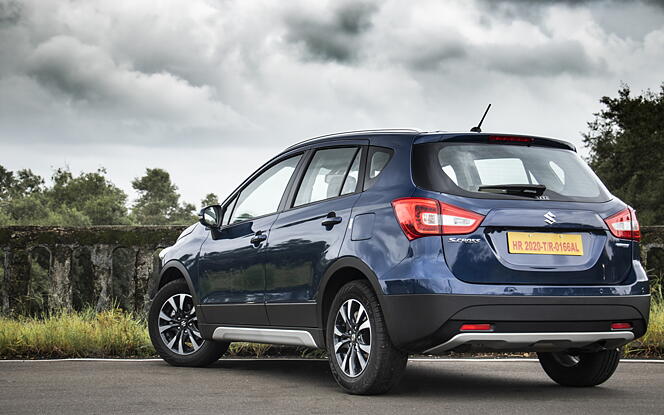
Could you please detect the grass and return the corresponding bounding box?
[0,308,154,359]
[624,289,664,358]
[0,307,324,359]
[0,299,662,360]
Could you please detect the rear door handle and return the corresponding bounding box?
[250,232,267,246]
[321,215,343,227]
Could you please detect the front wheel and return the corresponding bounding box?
[326,280,408,395]
[537,348,621,387]
[148,279,229,366]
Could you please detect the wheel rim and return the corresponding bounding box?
[552,352,581,367]
[158,293,204,355]
[333,299,371,378]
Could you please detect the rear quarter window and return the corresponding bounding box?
[364,146,394,190]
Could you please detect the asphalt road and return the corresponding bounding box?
[1,358,662,414]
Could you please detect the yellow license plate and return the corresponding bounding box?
[507,232,583,256]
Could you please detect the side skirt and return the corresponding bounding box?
[206,325,323,349]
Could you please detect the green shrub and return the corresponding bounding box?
[0,308,154,359]
[625,294,664,358]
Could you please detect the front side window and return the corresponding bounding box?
[229,155,302,223]
[294,147,359,207]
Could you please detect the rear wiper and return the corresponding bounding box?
[477,184,546,197]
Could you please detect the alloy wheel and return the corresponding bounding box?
[333,299,372,378]
[158,293,204,355]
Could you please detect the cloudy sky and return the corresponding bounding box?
[1,0,663,206]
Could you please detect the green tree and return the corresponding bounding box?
[0,166,44,200]
[47,168,130,225]
[583,84,664,225]
[0,166,129,226]
[201,193,219,208]
[131,168,195,225]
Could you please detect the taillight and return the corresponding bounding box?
[604,207,640,241]
[488,135,534,144]
[391,198,484,240]
[439,202,485,235]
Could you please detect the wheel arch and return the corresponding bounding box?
[317,256,385,334]
[154,260,200,306]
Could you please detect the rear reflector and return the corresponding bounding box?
[611,322,632,330]
[460,323,493,332]
[604,207,640,241]
[391,198,484,240]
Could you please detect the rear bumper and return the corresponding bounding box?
[380,293,650,353]
[424,331,634,354]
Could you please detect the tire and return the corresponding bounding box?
[148,279,229,367]
[537,348,622,387]
[326,280,408,395]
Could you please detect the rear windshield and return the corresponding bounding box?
[412,142,612,202]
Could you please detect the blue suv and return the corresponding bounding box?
[148,129,650,394]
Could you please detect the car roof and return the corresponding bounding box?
[284,129,422,151]
[283,129,575,152]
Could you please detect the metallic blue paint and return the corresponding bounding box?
[157,131,650,340]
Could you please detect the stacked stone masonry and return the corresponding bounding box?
[0,225,663,316]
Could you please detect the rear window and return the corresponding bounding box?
[412,142,612,202]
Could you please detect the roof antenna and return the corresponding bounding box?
[470,104,491,132]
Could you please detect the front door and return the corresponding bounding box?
[197,154,303,326]
[265,145,365,327]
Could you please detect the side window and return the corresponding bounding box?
[223,197,238,225]
[228,155,302,224]
[294,147,359,207]
[363,147,394,190]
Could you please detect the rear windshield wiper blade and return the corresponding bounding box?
[477,184,546,197]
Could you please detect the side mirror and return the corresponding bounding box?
[198,205,223,229]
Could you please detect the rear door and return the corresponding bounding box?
[412,136,632,285]
[264,143,366,326]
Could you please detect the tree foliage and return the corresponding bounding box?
[583,84,664,225]
[0,167,129,226]
[0,165,198,226]
[130,168,196,225]
[201,193,219,208]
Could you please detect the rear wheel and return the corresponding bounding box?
[326,280,408,395]
[148,279,229,366]
[537,348,621,387]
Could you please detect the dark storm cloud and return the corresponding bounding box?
[284,1,378,63]
[0,0,21,27]
[484,40,604,77]
[26,37,105,101]
[489,0,663,4]
[408,43,467,70]
[485,0,664,9]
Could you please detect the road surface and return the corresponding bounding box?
[1,358,662,414]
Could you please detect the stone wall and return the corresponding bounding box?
[0,225,663,316]
[0,226,186,316]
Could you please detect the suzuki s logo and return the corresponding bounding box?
[544,211,556,225]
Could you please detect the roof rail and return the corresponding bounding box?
[286,128,423,151]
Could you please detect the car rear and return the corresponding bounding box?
[380,133,649,357]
